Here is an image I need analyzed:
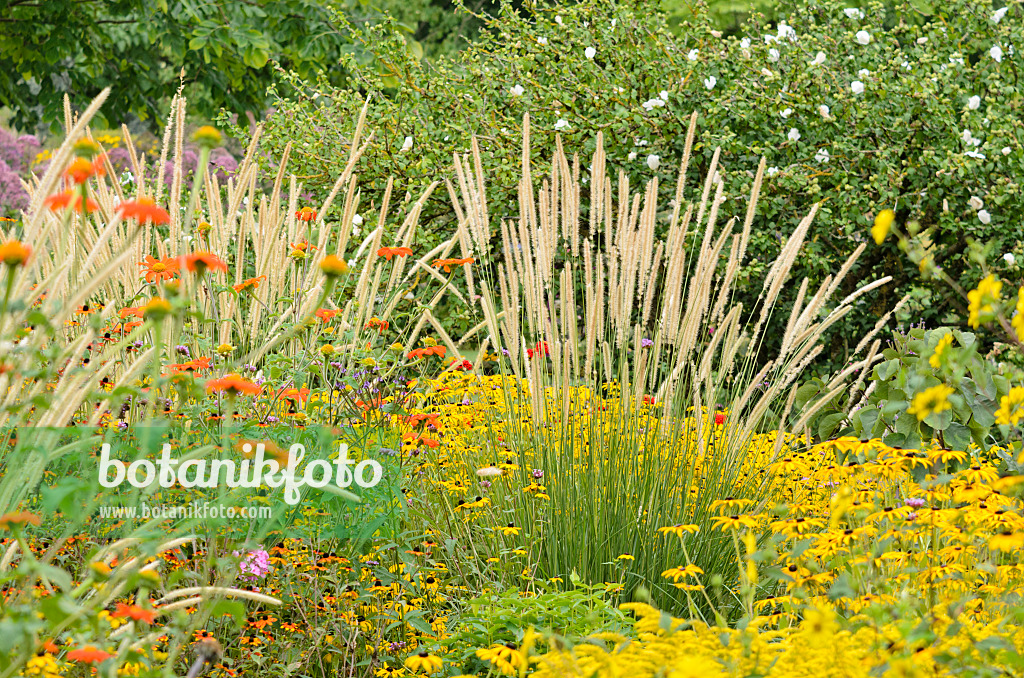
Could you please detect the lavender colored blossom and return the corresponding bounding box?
[641,338,654,348]
[532,469,544,479]
[904,497,926,508]
[234,547,273,581]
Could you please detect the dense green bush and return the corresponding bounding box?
[231,0,1022,371]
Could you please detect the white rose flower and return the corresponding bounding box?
[809,51,826,66]
[968,95,981,110]
[969,196,984,211]
[815,149,831,163]
[611,19,617,27]
[768,48,780,62]
[858,68,871,78]
[766,166,780,176]
[627,151,638,161]
[992,7,1008,23]
[761,68,775,78]
[1004,252,1015,265]
[687,49,699,61]
[856,30,871,45]
[991,45,1004,62]
[978,209,992,224]
[510,84,524,96]
[781,108,793,118]
[741,38,751,49]
[788,128,801,142]
[1002,146,1012,155]
[554,15,562,25]
[585,46,596,59]
[641,98,665,111]
[843,7,865,19]
[400,136,413,152]
[554,118,569,130]
[777,21,796,41]
[851,80,865,94]
[819,104,830,118]
[917,37,928,44]
[704,76,717,90]
[646,154,660,170]
[538,36,548,45]
[660,90,668,99]
[965,151,987,159]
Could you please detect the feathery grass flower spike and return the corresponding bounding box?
[118,198,171,225]
[320,255,349,278]
[872,209,895,245]
[907,383,955,420]
[0,240,31,267]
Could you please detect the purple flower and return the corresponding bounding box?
[234,547,272,581]
[641,338,654,348]
[904,497,926,508]
[479,480,492,489]
[175,345,190,356]
[532,469,544,479]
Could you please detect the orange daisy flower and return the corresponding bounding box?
[233,275,267,293]
[0,511,41,530]
[432,257,474,272]
[295,207,317,222]
[183,251,228,274]
[315,308,341,322]
[278,387,310,403]
[365,317,389,333]
[206,374,262,397]
[65,157,106,184]
[67,646,113,663]
[139,255,180,283]
[378,246,413,261]
[44,190,99,214]
[112,603,158,624]
[407,346,446,360]
[118,198,170,225]
[0,240,32,267]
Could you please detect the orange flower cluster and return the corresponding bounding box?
[408,346,446,360]
[526,340,550,359]
[432,257,474,272]
[378,246,413,261]
[112,603,158,624]
[315,308,342,322]
[295,207,317,222]
[365,317,389,333]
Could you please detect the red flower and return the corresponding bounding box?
[44,190,99,214]
[118,198,170,225]
[206,374,261,397]
[112,602,158,624]
[715,412,725,425]
[64,157,106,184]
[408,346,446,360]
[183,251,228,274]
[377,246,413,261]
[365,317,389,333]
[459,359,473,371]
[315,308,341,322]
[67,646,113,663]
[432,257,474,272]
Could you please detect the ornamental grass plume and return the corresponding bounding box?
[453,111,892,612]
